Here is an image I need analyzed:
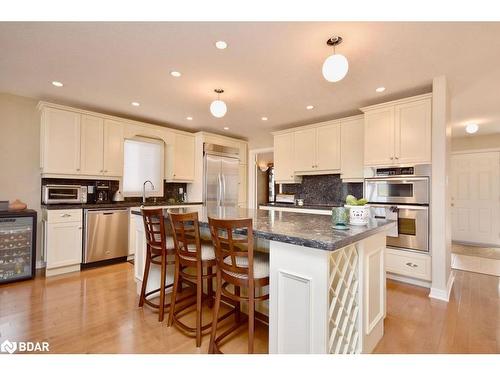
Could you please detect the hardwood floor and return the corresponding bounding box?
[1,263,498,354]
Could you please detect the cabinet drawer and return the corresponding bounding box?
[46,209,83,223]
[385,248,431,281]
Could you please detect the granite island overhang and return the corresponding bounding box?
[130,205,396,354]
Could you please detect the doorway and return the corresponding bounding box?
[248,148,274,209]
[450,151,500,276]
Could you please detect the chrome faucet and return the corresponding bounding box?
[142,180,154,204]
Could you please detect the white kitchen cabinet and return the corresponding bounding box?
[394,98,432,164]
[273,132,301,184]
[238,164,247,205]
[43,209,83,277]
[103,119,124,176]
[362,94,432,167]
[385,248,431,282]
[40,108,81,175]
[165,133,195,182]
[80,115,104,175]
[293,121,341,174]
[340,116,364,181]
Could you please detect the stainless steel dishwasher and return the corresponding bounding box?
[83,208,129,263]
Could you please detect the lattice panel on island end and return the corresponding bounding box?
[328,244,360,354]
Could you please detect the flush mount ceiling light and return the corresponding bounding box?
[465,123,479,134]
[223,126,230,130]
[376,87,386,93]
[186,116,193,121]
[170,71,181,77]
[306,105,314,110]
[210,89,227,118]
[52,81,63,87]
[131,101,140,107]
[261,117,268,121]
[215,40,228,49]
[322,36,349,83]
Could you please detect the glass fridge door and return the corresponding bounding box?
[0,216,34,283]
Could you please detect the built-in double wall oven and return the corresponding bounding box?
[365,165,430,253]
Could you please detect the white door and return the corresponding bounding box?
[274,133,296,183]
[80,115,104,175]
[340,117,364,180]
[46,222,83,269]
[451,152,500,245]
[293,128,316,172]
[316,122,341,171]
[172,133,195,181]
[363,106,395,166]
[41,108,81,174]
[103,119,124,176]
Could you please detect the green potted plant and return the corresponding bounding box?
[344,195,370,226]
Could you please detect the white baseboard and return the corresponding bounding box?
[386,272,431,288]
[429,272,455,302]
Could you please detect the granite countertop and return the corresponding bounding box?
[260,202,341,211]
[41,201,203,210]
[132,205,395,252]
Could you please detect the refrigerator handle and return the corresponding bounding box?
[217,173,222,205]
[221,174,226,205]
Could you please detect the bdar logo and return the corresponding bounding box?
[1,340,17,354]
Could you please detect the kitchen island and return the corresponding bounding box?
[130,206,395,354]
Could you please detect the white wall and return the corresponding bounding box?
[430,76,453,301]
[452,133,500,151]
[0,93,42,261]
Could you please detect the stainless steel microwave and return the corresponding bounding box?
[42,185,87,204]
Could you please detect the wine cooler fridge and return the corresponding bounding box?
[0,209,37,284]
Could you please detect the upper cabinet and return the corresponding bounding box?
[362,94,432,167]
[103,119,124,176]
[292,121,341,174]
[340,116,364,181]
[40,108,81,175]
[165,132,195,182]
[80,115,104,175]
[273,133,301,184]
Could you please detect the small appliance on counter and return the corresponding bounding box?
[112,190,125,202]
[95,181,112,204]
[42,184,88,204]
[275,194,295,204]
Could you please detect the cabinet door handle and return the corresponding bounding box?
[405,262,418,268]
[76,168,80,171]
[60,213,71,218]
[395,157,399,160]
[390,157,394,160]
[78,227,82,230]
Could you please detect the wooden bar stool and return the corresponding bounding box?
[139,208,176,322]
[168,211,231,347]
[207,217,270,354]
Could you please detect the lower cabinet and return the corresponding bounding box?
[43,209,83,277]
[385,248,431,282]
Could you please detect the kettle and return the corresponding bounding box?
[112,190,125,202]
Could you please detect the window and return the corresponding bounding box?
[123,137,164,197]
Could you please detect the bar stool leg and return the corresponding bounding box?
[139,247,151,307]
[209,271,222,354]
[195,262,203,347]
[207,266,214,308]
[168,256,180,327]
[234,286,241,323]
[248,285,255,354]
[158,252,167,322]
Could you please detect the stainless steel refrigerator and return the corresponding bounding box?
[203,143,240,207]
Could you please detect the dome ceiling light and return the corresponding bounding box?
[322,36,349,83]
[210,88,227,118]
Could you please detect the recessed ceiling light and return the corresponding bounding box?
[215,41,228,50]
[261,117,268,121]
[465,123,479,134]
[131,102,140,107]
[376,87,386,93]
[223,127,229,130]
[306,105,314,110]
[52,81,63,87]
[186,116,193,121]
[170,71,181,77]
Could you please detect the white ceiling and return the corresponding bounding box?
[1,22,499,147]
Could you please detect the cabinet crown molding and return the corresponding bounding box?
[272,114,363,136]
[37,101,194,138]
[360,93,432,113]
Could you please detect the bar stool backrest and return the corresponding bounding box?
[141,208,167,252]
[208,217,254,282]
[169,211,202,261]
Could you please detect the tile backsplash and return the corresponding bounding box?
[280,174,363,206]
